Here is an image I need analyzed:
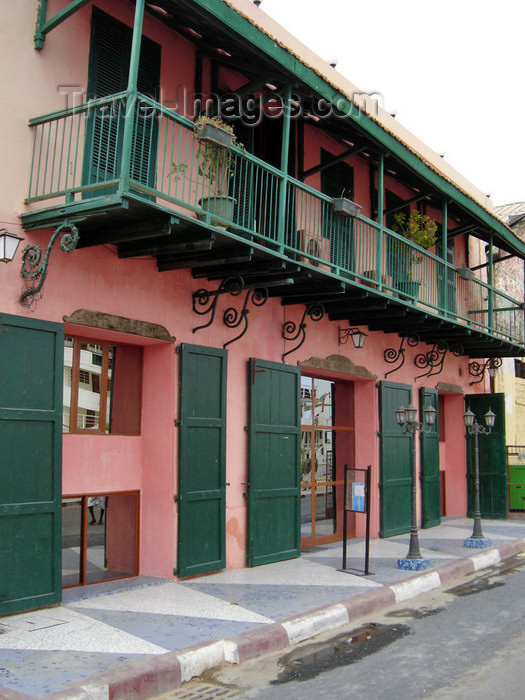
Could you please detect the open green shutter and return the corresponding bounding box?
[247,359,301,567]
[465,393,507,519]
[0,314,63,615]
[420,387,440,528]
[177,344,227,578]
[379,381,412,537]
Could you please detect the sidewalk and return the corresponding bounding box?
[2,517,525,699]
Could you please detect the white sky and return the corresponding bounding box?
[261,0,524,207]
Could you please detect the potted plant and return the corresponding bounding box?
[388,210,437,298]
[194,115,243,226]
[332,189,362,218]
[457,263,474,280]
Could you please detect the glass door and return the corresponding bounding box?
[61,492,139,588]
[300,375,355,547]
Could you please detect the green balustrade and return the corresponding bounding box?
[25,90,524,346]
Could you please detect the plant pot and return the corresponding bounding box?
[198,195,236,227]
[397,280,421,299]
[457,267,474,280]
[194,122,234,149]
[332,197,362,218]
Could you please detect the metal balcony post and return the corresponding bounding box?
[278,85,292,253]
[376,152,384,291]
[488,234,494,331]
[442,199,448,313]
[119,0,146,192]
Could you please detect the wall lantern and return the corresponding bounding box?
[468,357,502,385]
[338,327,367,349]
[0,229,23,263]
[463,406,496,548]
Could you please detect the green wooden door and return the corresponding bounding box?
[177,344,227,578]
[0,314,63,615]
[83,8,160,195]
[420,387,441,528]
[248,359,301,567]
[465,393,507,519]
[379,381,412,537]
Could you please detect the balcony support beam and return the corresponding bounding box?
[442,198,449,314]
[119,0,146,192]
[302,146,366,180]
[384,193,432,217]
[34,0,93,49]
[277,85,292,254]
[375,151,385,292]
[488,234,494,330]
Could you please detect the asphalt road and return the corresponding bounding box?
[187,553,525,700]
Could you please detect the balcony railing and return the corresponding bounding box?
[26,91,524,347]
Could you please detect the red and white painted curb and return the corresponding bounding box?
[7,538,525,700]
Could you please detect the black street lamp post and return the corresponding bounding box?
[463,406,496,548]
[395,402,437,570]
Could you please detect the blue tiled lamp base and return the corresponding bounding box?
[397,557,431,570]
[464,537,492,548]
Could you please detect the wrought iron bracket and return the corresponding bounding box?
[192,276,269,347]
[19,221,80,307]
[282,303,325,362]
[468,357,502,385]
[223,287,268,348]
[192,276,244,333]
[384,334,420,378]
[414,342,462,380]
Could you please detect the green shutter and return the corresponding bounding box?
[465,393,507,519]
[83,8,160,194]
[379,381,412,537]
[247,359,301,567]
[420,387,441,528]
[0,314,63,615]
[436,240,457,314]
[177,344,227,578]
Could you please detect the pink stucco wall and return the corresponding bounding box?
[0,0,485,582]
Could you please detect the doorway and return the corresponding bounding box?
[61,492,139,588]
[300,374,355,547]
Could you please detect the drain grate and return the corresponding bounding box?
[154,682,239,699]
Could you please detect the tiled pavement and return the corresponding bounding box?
[2,517,525,698]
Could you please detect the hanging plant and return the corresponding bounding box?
[193,115,244,190]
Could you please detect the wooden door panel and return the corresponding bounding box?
[0,314,63,615]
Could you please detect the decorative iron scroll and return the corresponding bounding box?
[192,276,244,333]
[384,333,420,378]
[223,287,268,348]
[469,357,502,385]
[19,221,80,306]
[192,276,269,346]
[282,303,325,361]
[414,342,462,380]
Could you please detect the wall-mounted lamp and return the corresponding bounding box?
[468,357,502,385]
[0,229,23,263]
[253,0,262,6]
[338,327,367,349]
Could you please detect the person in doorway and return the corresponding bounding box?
[88,496,106,525]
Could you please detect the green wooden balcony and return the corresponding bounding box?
[22,91,525,355]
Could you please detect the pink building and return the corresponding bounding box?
[1,0,524,615]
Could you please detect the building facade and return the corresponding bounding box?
[1,0,524,615]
